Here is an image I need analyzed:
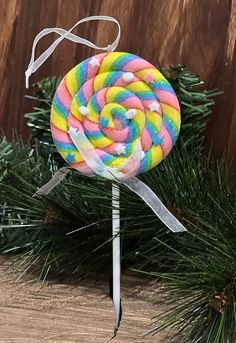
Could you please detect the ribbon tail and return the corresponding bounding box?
[112,183,122,333]
[123,177,187,233]
[33,167,70,197]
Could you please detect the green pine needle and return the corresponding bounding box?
[1,65,234,343]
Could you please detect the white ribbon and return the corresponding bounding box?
[69,127,186,334]
[68,127,142,180]
[25,15,121,88]
[33,167,70,196]
[68,127,186,233]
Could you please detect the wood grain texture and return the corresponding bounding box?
[0,0,235,166]
[0,257,173,342]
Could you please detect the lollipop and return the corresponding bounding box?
[25,16,186,336]
[51,52,180,179]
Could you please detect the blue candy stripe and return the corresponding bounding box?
[124,142,135,156]
[75,58,89,86]
[90,93,102,113]
[139,150,152,173]
[151,82,176,94]
[114,90,134,103]
[53,94,68,119]
[54,140,76,152]
[86,130,104,139]
[104,71,122,87]
[111,109,128,129]
[100,153,116,164]
[145,121,162,145]
[126,122,140,142]
[135,91,156,100]
[75,88,87,106]
[163,117,179,142]
[110,54,136,70]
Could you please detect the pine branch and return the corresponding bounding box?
[140,226,236,343]
[2,65,234,343]
[25,76,62,159]
[1,124,235,342]
[1,137,235,279]
[163,65,221,151]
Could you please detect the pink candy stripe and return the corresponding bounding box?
[51,123,71,143]
[87,53,108,79]
[103,127,129,142]
[142,99,161,112]
[96,87,108,108]
[121,97,144,111]
[160,125,173,157]
[141,127,152,151]
[82,79,94,101]
[114,75,139,87]
[83,117,100,131]
[103,142,122,154]
[95,149,107,157]
[57,78,72,107]
[71,162,93,174]
[155,90,180,111]
[68,112,84,131]
[123,59,154,72]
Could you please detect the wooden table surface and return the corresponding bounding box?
[0,257,172,343]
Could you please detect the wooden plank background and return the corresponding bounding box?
[0,0,235,166]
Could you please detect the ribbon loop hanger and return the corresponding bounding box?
[25,15,121,88]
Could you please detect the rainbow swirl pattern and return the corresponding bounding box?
[51,52,181,176]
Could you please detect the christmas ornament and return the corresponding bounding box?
[25,16,186,336]
[50,51,180,178]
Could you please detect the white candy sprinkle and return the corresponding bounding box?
[125,109,137,119]
[89,56,100,68]
[148,101,161,113]
[122,72,134,82]
[79,106,89,116]
[115,144,126,155]
[141,151,145,160]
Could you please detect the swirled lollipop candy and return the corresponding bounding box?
[51,52,180,179]
[25,15,186,337]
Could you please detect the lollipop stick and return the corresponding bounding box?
[112,183,121,333]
